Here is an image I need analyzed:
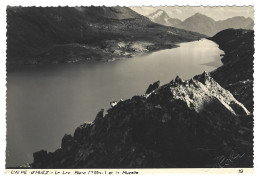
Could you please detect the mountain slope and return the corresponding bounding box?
[178,13,217,36]
[216,17,254,32]
[244,22,254,30]
[7,7,203,66]
[210,29,254,112]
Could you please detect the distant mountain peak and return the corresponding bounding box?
[194,12,203,16]
[153,9,166,13]
[155,9,164,12]
[187,13,215,21]
[147,9,182,27]
[148,9,169,19]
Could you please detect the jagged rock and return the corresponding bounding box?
[73,122,93,144]
[61,134,77,152]
[33,150,48,163]
[32,150,49,168]
[32,73,253,168]
[145,80,160,94]
[175,75,184,84]
[194,71,211,84]
[94,109,104,122]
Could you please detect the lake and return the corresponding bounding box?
[6,39,224,167]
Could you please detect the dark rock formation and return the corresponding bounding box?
[209,29,254,112]
[32,72,253,168]
[33,150,49,166]
[145,80,160,94]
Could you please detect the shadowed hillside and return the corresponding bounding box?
[210,29,254,112]
[7,6,204,66]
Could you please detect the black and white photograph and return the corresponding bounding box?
[4,5,255,171]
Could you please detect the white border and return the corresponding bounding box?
[0,0,259,186]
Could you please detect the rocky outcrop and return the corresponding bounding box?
[209,29,254,112]
[32,72,253,168]
[145,80,160,94]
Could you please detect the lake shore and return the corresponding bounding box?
[7,40,182,70]
[6,39,222,167]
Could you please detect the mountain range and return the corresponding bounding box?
[148,10,254,36]
[7,7,203,66]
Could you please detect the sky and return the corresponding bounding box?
[130,6,254,21]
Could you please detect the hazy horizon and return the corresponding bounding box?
[130,6,254,21]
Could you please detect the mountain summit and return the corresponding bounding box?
[179,13,216,36]
[148,9,182,27]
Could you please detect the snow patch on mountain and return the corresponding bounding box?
[150,10,164,19]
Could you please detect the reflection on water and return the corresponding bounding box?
[6,39,223,167]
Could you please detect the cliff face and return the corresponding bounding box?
[210,29,254,112]
[32,72,253,168]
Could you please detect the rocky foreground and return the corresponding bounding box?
[32,29,254,168]
[32,72,253,168]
